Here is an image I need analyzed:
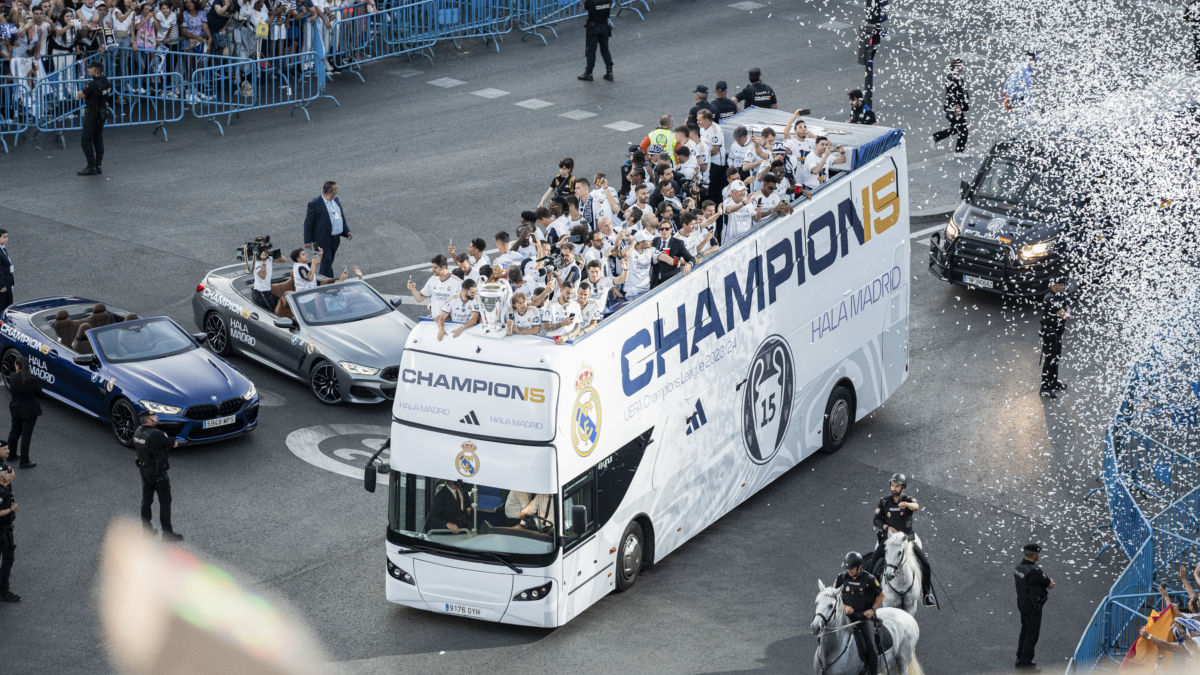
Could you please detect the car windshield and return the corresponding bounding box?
[291,282,391,326]
[973,156,1071,213]
[91,318,196,363]
[388,472,556,558]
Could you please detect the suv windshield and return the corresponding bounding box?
[292,282,391,326]
[91,319,196,363]
[973,156,1071,213]
[388,472,556,560]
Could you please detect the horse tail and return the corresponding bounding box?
[907,655,925,675]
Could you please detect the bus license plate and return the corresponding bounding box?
[203,414,237,429]
[963,275,994,289]
[444,603,482,618]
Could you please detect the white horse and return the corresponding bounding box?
[811,580,923,675]
[881,531,924,616]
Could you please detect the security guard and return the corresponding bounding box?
[835,551,882,674]
[712,81,739,120]
[76,61,111,176]
[1014,542,1053,670]
[733,67,778,110]
[0,450,17,602]
[870,473,937,606]
[686,85,719,126]
[132,411,183,541]
[577,0,614,82]
[639,114,676,164]
[1039,277,1070,398]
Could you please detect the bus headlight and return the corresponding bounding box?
[513,580,553,601]
[944,219,960,242]
[340,361,381,377]
[1019,241,1053,260]
[386,559,415,585]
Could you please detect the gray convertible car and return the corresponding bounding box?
[192,264,413,404]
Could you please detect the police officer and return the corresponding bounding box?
[1039,277,1070,398]
[686,85,719,126]
[132,411,183,541]
[577,0,614,82]
[870,473,936,606]
[932,58,971,157]
[76,62,111,177]
[733,67,778,110]
[711,81,739,120]
[1014,542,1053,670]
[0,443,18,602]
[835,551,882,674]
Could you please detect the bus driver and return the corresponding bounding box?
[505,491,554,531]
[428,480,473,534]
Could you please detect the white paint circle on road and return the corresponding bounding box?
[285,423,391,480]
[257,388,288,407]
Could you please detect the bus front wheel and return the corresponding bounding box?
[614,520,644,592]
[819,384,855,454]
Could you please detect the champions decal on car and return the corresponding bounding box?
[0,321,52,355]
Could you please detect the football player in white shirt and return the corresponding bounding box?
[407,254,463,317]
[567,281,602,339]
[435,279,482,341]
[801,136,849,196]
[584,259,625,314]
[574,176,620,229]
[674,145,700,184]
[541,280,577,340]
[492,231,524,274]
[446,237,490,271]
[621,229,657,300]
[697,109,725,200]
[454,253,481,283]
[679,210,719,260]
[728,126,769,176]
[686,124,710,188]
[721,180,755,240]
[506,292,543,336]
[751,174,794,223]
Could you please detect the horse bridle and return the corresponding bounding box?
[814,601,854,675]
[884,547,916,596]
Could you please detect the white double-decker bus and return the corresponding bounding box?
[365,116,911,627]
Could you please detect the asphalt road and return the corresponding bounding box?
[0,0,1159,672]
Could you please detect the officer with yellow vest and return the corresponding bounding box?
[639,114,677,164]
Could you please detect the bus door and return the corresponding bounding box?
[559,470,605,623]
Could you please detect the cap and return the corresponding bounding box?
[694,84,709,95]
[627,144,639,154]
[729,180,746,192]
[634,229,654,243]
[715,80,728,92]
[1023,543,1041,554]
[749,67,761,77]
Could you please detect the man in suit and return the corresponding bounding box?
[303,181,353,278]
[0,230,13,314]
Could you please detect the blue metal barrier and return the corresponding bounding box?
[429,0,514,53]
[32,73,188,142]
[0,78,32,153]
[515,0,586,44]
[190,51,329,135]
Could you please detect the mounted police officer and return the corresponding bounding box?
[835,551,882,674]
[132,411,183,541]
[1014,543,1053,670]
[577,0,614,82]
[1039,277,1070,398]
[870,473,937,607]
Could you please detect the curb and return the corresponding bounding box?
[910,204,958,224]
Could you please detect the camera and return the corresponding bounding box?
[236,235,281,262]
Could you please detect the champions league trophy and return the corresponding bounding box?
[477,282,511,339]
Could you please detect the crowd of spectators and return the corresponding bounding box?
[405,83,865,343]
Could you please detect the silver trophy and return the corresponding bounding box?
[477,282,511,339]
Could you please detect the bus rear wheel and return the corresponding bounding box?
[819,384,854,454]
[614,520,644,592]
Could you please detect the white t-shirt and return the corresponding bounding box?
[154,8,177,42]
[542,300,577,338]
[440,294,481,324]
[587,275,613,311]
[292,262,317,292]
[512,279,538,303]
[458,265,481,284]
[624,248,655,297]
[546,216,570,245]
[575,299,601,330]
[722,198,755,239]
[492,250,523,274]
[699,121,725,165]
[510,306,542,332]
[471,252,491,271]
[582,245,606,266]
[801,151,829,190]
[727,140,758,170]
[752,190,782,220]
[419,274,462,317]
[252,260,273,291]
[676,155,700,181]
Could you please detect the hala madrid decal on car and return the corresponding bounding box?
[456,441,479,478]
[740,335,795,464]
[572,366,601,457]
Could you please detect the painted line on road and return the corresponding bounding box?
[471,88,510,99]
[428,77,465,88]
[362,247,501,281]
[515,98,554,110]
[728,1,764,9]
[561,109,598,120]
[604,120,643,132]
[911,223,945,240]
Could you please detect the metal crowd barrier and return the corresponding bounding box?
[516,0,646,43]
[32,73,188,141]
[190,51,327,135]
[0,78,32,153]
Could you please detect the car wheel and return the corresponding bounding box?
[203,312,232,356]
[614,520,644,593]
[0,348,20,387]
[818,384,855,454]
[309,360,343,405]
[110,398,138,448]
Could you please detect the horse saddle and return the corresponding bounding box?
[851,620,894,670]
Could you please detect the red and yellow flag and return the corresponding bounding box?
[1119,604,1178,673]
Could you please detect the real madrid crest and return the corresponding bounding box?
[571,366,601,457]
[455,441,479,478]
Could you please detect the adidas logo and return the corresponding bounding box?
[459,410,480,425]
[685,399,707,435]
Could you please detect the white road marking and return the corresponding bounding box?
[819,20,852,30]
[285,424,391,480]
[729,1,764,9]
[471,88,510,99]
[389,68,423,78]
[560,109,598,120]
[362,247,500,280]
[515,98,554,110]
[604,120,642,132]
[428,77,466,88]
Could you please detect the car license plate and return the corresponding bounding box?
[444,603,482,618]
[963,274,994,289]
[203,414,237,429]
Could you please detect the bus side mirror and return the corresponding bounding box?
[571,505,588,536]
[364,466,376,493]
[960,180,971,199]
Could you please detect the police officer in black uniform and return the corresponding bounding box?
[835,551,883,674]
[686,85,719,126]
[76,62,111,177]
[870,472,936,606]
[932,58,970,155]
[1014,542,1053,670]
[0,442,18,602]
[577,0,614,82]
[733,67,778,110]
[1039,277,1070,398]
[132,411,183,541]
[711,81,739,120]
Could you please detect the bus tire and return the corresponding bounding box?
[819,384,855,454]
[614,520,645,593]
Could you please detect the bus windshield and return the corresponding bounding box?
[388,472,556,559]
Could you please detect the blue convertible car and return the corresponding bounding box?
[0,297,259,447]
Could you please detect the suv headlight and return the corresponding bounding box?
[944,219,960,242]
[513,580,553,601]
[242,383,257,401]
[1019,241,1053,260]
[339,361,380,377]
[140,400,182,415]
